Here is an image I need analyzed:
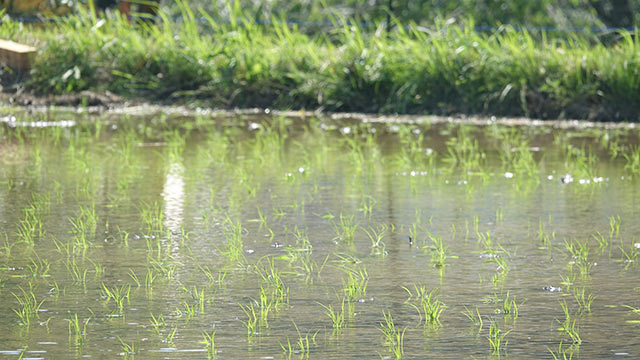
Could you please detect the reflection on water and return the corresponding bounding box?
[0,113,638,359]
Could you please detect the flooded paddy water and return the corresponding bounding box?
[0,110,639,359]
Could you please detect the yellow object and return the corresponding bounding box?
[0,39,37,72]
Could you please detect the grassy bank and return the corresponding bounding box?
[3,5,640,121]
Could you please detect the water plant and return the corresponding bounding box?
[487,321,511,355]
[12,285,45,327]
[557,300,582,345]
[66,312,91,346]
[403,285,446,327]
[101,283,131,313]
[331,214,359,243]
[462,306,484,331]
[573,287,595,314]
[379,311,405,359]
[200,327,216,359]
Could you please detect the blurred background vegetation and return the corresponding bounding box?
[1,0,638,29]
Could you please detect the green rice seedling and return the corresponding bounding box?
[117,337,139,359]
[140,201,164,234]
[573,287,595,314]
[341,266,368,302]
[499,291,519,319]
[239,302,259,337]
[0,232,19,257]
[359,194,375,217]
[617,237,638,269]
[538,218,556,249]
[548,341,577,360]
[379,311,405,359]
[318,298,347,333]
[591,231,608,251]
[487,321,511,355]
[331,214,359,243]
[145,268,157,298]
[609,215,621,240]
[462,306,483,331]
[621,305,640,324]
[557,300,582,345]
[200,327,216,359]
[363,224,388,256]
[279,321,316,358]
[65,258,88,288]
[128,269,141,287]
[423,231,451,267]
[220,218,247,266]
[66,312,91,345]
[150,313,166,336]
[403,285,446,327]
[149,257,181,280]
[564,239,592,276]
[26,254,50,278]
[101,283,131,313]
[12,285,45,327]
[16,206,45,245]
[255,257,289,306]
[623,145,640,175]
[69,204,98,249]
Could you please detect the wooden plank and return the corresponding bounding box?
[0,39,37,72]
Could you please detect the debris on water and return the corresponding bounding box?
[634,243,640,249]
[547,175,554,180]
[425,147,434,156]
[560,174,573,184]
[248,122,261,131]
[408,236,413,245]
[271,242,283,248]
[298,167,305,173]
[245,249,255,254]
[504,172,514,178]
[341,126,351,134]
[543,286,562,292]
[479,253,499,259]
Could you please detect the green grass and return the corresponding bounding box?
[6,2,640,120]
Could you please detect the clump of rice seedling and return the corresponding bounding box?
[280,322,317,357]
[403,284,446,327]
[13,285,45,327]
[462,306,483,331]
[379,311,405,359]
[66,312,91,346]
[363,224,388,257]
[573,287,595,314]
[101,283,131,313]
[331,214,359,243]
[487,321,511,355]
[200,327,216,359]
[557,300,582,345]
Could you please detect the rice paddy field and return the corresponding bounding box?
[0,110,639,359]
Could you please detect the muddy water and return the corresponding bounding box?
[0,111,639,359]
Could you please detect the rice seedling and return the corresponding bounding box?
[379,311,405,359]
[621,305,640,324]
[239,302,259,337]
[220,218,247,266]
[331,214,359,243]
[66,312,91,345]
[341,266,368,302]
[149,313,166,336]
[487,321,511,356]
[140,201,164,234]
[500,294,519,320]
[564,239,592,277]
[255,257,289,306]
[69,204,98,248]
[280,321,317,358]
[423,231,451,267]
[462,306,484,331]
[572,287,595,314]
[117,337,139,359]
[623,145,640,175]
[26,254,50,278]
[403,285,446,327]
[101,283,131,313]
[609,215,621,240]
[200,327,216,359]
[617,237,638,269]
[318,298,347,333]
[557,300,582,345]
[538,218,556,249]
[548,341,577,360]
[12,285,45,327]
[363,224,388,257]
